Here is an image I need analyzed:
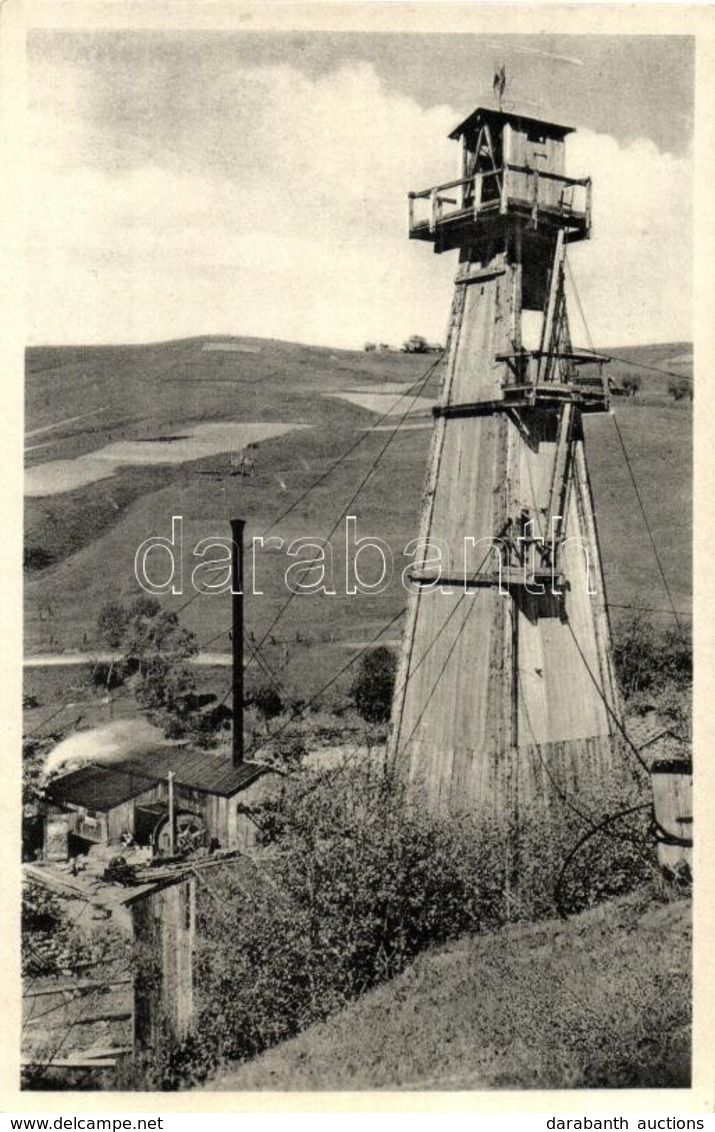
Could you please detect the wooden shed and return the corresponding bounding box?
[22,864,198,1088]
[642,730,692,875]
[43,749,279,856]
[129,875,197,1072]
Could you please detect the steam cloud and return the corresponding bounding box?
[44,719,172,779]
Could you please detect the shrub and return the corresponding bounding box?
[149,755,656,1088]
[249,683,284,728]
[89,660,124,691]
[621,373,641,398]
[23,545,55,571]
[668,376,692,402]
[350,647,396,723]
[94,596,205,739]
[97,600,130,649]
[612,604,691,700]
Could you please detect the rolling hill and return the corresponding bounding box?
[24,336,692,702]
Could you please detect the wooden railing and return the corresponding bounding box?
[408,166,591,234]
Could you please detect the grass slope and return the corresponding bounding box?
[207,894,691,1092]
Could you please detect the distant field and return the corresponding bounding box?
[24,336,691,705]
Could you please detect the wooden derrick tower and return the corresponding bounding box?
[390,106,628,825]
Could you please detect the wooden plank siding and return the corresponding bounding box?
[388,232,632,846]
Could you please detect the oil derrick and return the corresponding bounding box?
[390,106,631,835]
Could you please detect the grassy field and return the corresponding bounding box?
[206,892,691,1091]
[24,336,692,710]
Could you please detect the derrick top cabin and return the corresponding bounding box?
[408,106,591,308]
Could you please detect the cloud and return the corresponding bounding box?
[26,58,691,348]
[566,130,691,346]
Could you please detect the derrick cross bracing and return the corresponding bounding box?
[390,106,631,828]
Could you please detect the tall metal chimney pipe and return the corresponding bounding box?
[230,518,245,768]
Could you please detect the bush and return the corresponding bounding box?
[350,646,396,723]
[621,374,641,398]
[668,376,692,402]
[97,601,130,649]
[149,755,656,1088]
[148,762,500,1086]
[249,683,284,728]
[24,545,55,571]
[612,604,691,700]
[89,660,124,691]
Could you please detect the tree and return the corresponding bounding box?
[249,682,283,730]
[402,334,429,354]
[97,600,130,649]
[350,646,397,723]
[95,596,202,739]
[126,601,200,737]
[621,373,641,398]
[668,376,692,402]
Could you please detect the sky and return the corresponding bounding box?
[26,31,694,349]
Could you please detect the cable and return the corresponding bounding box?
[611,414,681,628]
[575,345,693,384]
[245,606,407,762]
[25,703,75,739]
[397,539,513,695]
[606,601,691,619]
[566,254,691,382]
[564,615,650,775]
[516,671,598,828]
[261,356,442,539]
[553,801,653,919]
[254,363,438,652]
[564,256,595,354]
[174,563,234,616]
[171,355,442,622]
[392,596,476,759]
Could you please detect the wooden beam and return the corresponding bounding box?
[24,978,132,997]
[538,229,565,382]
[409,568,563,588]
[455,265,507,286]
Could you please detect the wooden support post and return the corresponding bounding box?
[547,402,575,561]
[531,169,540,229]
[167,771,175,858]
[230,518,246,767]
[500,168,508,215]
[510,597,519,748]
[538,229,565,382]
[429,188,437,234]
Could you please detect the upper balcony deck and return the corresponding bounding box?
[408,164,591,250]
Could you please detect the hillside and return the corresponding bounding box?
[206,893,691,1092]
[24,336,692,701]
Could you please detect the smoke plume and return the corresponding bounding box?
[44,719,172,778]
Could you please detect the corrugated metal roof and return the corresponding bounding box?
[122,748,270,796]
[46,763,156,811]
[46,748,271,812]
